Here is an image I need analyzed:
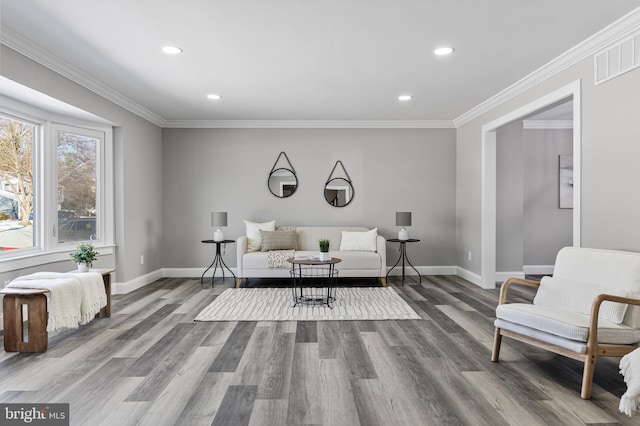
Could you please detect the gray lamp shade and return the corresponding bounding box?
[396,212,412,227]
[211,212,228,227]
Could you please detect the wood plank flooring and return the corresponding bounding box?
[0,275,637,425]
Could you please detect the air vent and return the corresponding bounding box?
[594,31,640,85]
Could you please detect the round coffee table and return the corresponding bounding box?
[288,257,341,308]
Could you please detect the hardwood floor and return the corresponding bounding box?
[0,275,636,425]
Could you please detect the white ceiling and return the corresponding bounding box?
[1,1,639,124]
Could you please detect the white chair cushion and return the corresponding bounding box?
[496,303,640,345]
[495,319,589,354]
[533,276,634,324]
[553,247,640,295]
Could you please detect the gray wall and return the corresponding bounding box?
[457,55,640,277]
[523,129,573,266]
[0,46,163,284]
[495,122,573,273]
[496,121,524,272]
[162,128,457,270]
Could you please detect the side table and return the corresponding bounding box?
[288,257,341,308]
[386,238,422,286]
[201,239,236,286]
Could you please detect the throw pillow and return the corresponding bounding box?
[244,220,276,252]
[261,230,298,251]
[534,276,632,324]
[339,228,378,252]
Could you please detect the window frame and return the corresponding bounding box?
[0,94,114,273]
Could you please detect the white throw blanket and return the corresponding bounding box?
[7,272,107,332]
[620,347,640,416]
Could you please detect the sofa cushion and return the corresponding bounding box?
[333,250,381,269]
[496,303,640,345]
[339,228,378,252]
[296,226,368,251]
[244,220,275,252]
[260,230,298,251]
[534,276,633,324]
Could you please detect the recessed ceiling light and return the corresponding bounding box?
[162,46,183,55]
[207,94,222,100]
[434,47,455,56]
[398,95,412,101]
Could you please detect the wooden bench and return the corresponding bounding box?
[0,287,49,352]
[1,269,114,353]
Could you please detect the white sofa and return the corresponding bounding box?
[492,247,640,399]
[236,226,386,287]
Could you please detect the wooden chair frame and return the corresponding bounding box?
[492,277,640,399]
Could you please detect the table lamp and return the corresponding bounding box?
[211,212,227,241]
[396,211,411,240]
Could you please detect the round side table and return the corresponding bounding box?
[201,239,236,286]
[386,238,422,286]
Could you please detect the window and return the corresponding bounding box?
[0,115,36,251]
[0,95,113,272]
[55,127,99,244]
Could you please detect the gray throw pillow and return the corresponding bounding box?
[260,230,298,251]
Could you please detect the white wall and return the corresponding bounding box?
[162,128,457,271]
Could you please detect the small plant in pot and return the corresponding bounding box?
[318,239,331,261]
[69,243,99,272]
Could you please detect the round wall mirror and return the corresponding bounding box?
[324,178,354,207]
[268,168,298,198]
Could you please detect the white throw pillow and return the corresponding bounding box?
[244,220,275,252]
[533,276,632,324]
[339,228,377,252]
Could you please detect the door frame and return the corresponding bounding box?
[480,80,582,289]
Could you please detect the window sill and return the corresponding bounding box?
[0,244,115,274]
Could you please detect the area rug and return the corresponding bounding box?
[194,287,421,321]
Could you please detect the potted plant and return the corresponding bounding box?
[69,243,99,272]
[318,239,331,261]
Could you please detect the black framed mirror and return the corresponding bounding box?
[268,152,298,198]
[324,160,354,207]
[324,177,354,207]
[268,167,298,198]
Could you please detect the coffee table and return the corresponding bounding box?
[288,257,341,308]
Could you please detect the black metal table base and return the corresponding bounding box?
[386,240,422,286]
[290,265,338,308]
[201,240,236,286]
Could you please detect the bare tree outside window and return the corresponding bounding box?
[0,116,35,250]
[57,131,98,243]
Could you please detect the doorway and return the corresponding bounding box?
[480,80,582,289]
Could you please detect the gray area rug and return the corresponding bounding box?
[195,287,421,321]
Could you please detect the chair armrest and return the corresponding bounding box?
[587,293,640,350]
[498,277,540,305]
[376,235,386,275]
[236,236,247,275]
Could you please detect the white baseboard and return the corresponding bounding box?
[113,265,491,294]
[495,271,525,283]
[386,265,457,276]
[456,267,482,287]
[112,269,163,294]
[523,265,554,275]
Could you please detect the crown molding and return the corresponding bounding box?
[0,27,165,127]
[454,7,640,127]
[162,120,455,129]
[522,120,573,130]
